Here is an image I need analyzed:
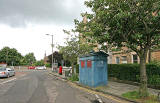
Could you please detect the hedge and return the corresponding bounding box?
[108,64,160,86]
[76,64,79,74]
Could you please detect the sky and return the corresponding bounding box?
[0,0,90,60]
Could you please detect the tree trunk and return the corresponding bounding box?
[139,52,148,98]
[71,63,74,75]
[148,49,151,63]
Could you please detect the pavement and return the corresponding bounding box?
[100,81,160,96]
[0,69,129,103]
[50,71,160,102]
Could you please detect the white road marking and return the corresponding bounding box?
[95,94,103,103]
[0,78,17,85]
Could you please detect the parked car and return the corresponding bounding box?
[28,66,35,69]
[0,67,15,78]
[36,66,46,70]
[10,66,14,69]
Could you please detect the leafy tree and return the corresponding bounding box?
[58,31,93,74]
[24,53,36,65]
[58,37,78,73]
[48,51,63,66]
[0,47,23,66]
[75,0,160,97]
[34,60,45,66]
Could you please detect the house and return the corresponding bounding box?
[80,16,160,64]
[110,47,160,64]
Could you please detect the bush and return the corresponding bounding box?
[45,63,51,67]
[68,74,79,81]
[76,64,79,74]
[108,64,160,86]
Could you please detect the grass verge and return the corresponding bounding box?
[122,91,159,103]
[68,74,79,81]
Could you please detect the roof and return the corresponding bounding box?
[79,50,109,58]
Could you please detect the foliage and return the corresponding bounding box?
[24,53,36,65]
[68,74,79,81]
[150,60,160,66]
[122,91,140,100]
[76,64,79,74]
[58,35,78,64]
[122,91,159,103]
[76,0,160,52]
[111,47,121,52]
[108,64,160,86]
[75,0,160,97]
[34,60,44,66]
[45,63,51,67]
[48,51,63,66]
[58,30,93,73]
[64,60,71,67]
[0,47,23,66]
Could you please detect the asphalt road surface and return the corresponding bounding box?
[0,70,130,103]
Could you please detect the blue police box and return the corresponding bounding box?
[79,51,108,87]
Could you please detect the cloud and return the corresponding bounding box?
[0,0,87,27]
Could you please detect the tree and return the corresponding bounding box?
[75,0,160,97]
[48,51,63,66]
[34,60,45,66]
[24,53,36,65]
[58,36,79,74]
[0,47,23,66]
[58,31,93,74]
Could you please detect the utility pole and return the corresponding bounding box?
[46,34,54,71]
[51,35,53,71]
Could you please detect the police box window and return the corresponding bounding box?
[81,61,85,68]
[87,60,92,68]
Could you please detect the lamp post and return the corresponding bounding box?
[46,34,54,71]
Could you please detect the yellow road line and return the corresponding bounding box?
[68,81,130,103]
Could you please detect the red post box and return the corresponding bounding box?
[59,66,62,75]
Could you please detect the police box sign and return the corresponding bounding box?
[97,61,104,68]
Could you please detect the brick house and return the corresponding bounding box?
[80,16,160,64]
[110,47,160,64]
[150,49,160,62]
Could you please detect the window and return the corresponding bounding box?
[87,60,92,68]
[81,61,85,68]
[133,54,138,63]
[122,56,127,64]
[97,61,104,67]
[116,57,120,64]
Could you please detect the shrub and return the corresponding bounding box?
[68,74,79,81]
[45,63,51,67]
[122,91,159,103]
[76,64,79,74]
[108,64,160,86]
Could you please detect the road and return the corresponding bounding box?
[0,70,130,103]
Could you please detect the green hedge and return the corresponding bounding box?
[68,74,79,81]
[45,63,51,67]
[108,64,160,86]
[76,64,79,74]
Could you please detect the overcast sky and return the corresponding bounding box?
[0,0,90,60]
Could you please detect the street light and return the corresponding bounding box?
[46,34,54,71]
